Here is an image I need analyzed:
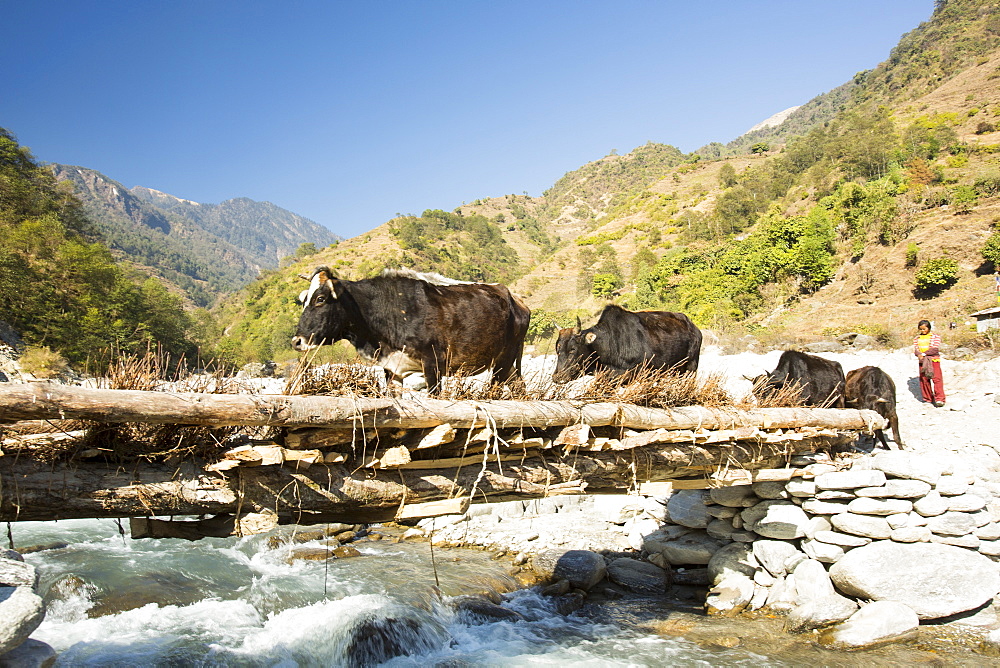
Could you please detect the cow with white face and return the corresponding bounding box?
[292,267,530,393]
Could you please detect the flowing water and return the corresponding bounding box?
[9,519,987,666]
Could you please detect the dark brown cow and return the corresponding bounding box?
[753,350,846,408]
[845,365,903,449]
[552,304,702,383]
[292,267,530,392]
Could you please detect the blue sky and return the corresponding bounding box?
[3,1,935,240]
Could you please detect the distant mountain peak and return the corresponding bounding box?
[131,185,200,206]
[745,106,802,134]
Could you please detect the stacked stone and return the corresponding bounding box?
[798,452,1000,560]
[0,550,56,666]
[682,452,1000,573]
[694,450,1000,649]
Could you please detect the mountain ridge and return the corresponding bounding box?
[52,164,339,307]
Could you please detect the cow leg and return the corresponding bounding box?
[492,362,526,394]
[889,414,903,449]
[422,357,443,395]
[491,352,524,384]
[875,429,890,450]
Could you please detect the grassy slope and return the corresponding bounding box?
[511,25,1000,345]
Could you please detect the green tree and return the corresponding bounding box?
[718,163,738,189]
[751,142,770,155]
[631,247,657,279]
[830,108,897,180]
[295,242,318,258]
[591,273,623,299]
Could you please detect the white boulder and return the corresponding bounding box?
[829,541,1000,620]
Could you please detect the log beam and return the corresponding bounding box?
[0,383,886,431]
[0,437,821,524]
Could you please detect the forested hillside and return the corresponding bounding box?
[0,129,201,365]
[52,165,256,306]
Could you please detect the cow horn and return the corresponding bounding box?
[297,273,311,281]
[575,316,582,333]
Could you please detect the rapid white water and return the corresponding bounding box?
[15,519,773,667]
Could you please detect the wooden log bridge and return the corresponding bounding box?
[0,383,887,535]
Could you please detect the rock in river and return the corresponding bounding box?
[819,600,919,650]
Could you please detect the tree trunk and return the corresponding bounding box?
[0,383,885,431]
[0,384,883,532]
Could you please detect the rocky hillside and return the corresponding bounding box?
[129,186,340,266]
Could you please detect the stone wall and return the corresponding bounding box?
[700,449,1000,648]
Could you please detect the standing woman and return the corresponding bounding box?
[914,319,946,407]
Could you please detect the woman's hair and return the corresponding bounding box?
[918,319,932,329]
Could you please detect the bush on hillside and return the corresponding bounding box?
[951,185,978,214]
[591,273,623,299]
[974,172,1000,196]
[914,257,959,292]
[19,345,70,379]
[981,232,1000,267]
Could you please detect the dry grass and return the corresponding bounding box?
[739,376,813,409]
[71,348,244,464]
[284,349,390,398]
[568,365,734,409]
[287,362,389,397]
[288,355,735,409]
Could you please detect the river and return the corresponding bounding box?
[10,517,987,666]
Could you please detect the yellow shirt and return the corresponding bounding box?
[915,333,941,361]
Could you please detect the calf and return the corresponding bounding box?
[845,365,903,449]
[754,350,846,408]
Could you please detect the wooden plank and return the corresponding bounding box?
[382,451,530,470]
[753,468,805,482]
[281,449,322,470]
[2,429,88,447]
[637,481,673,496]
[395,497,470,520]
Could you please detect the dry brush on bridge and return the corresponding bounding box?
[0,381,886,537]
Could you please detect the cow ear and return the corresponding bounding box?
[584,331,597,345]
[329,276,343,300]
